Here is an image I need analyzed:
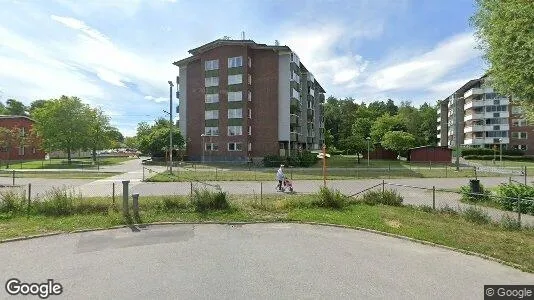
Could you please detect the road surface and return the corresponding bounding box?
[1,223,532,299]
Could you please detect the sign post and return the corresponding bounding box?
[316,144,330,187]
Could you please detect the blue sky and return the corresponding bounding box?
[0,0,485,136]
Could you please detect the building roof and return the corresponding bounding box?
[0,115,35,122]
[172,38,326,93]
[408,145,452,152]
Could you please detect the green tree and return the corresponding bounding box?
[136,119,184,157]
[5,99,27,116]
[370,113,407,142]
[32,96,92,164]
[471,0,534,120]
[85,108,114,163]
[381,131,416,158]
[0,127,22,167]
[0,102,7,114]
[124,136,139,149]
[28,100,50,116]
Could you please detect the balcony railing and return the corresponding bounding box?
[464,125,485,133]
[290,132,298,142]
[464,88,484,99]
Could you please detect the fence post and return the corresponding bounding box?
[524,166,527,186]
[215,168,218,180]
[260,182,263,206]
[12,170,15,186]
[509,177,512,185]
[432,186,436,210]
[445,165,448,178]
[517,196,521,225]
[142,167,145,181]
[112,182,115,205]
[382,180,385,193]
[27,183,31,216]
[132,193,139,217]
[190,181,193,197]
[429,161,432,170]
[122,180,130,216]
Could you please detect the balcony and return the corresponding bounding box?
[464,88,484,99]
[485,137,509,144]
[464,112,484,121]
[484,111,509,118]
[290,114,298,124]
[464,125,485,133]
[463,137,485,145]
[290,132,298,142]
[485,124,509,131]
[484,98,509,106]
[464,99,484,110]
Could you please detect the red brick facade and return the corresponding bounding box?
[0,116,46,161]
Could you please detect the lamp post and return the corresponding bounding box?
[366,137,370,167]
[499,138,503,166]
[168,80,174,174]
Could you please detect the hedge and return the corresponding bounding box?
[461,148,525,156]
[463,155,534,161]
[263,151,319,167]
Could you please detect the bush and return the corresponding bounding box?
[360,189,403,206]
[263,151,319,168]
[191,188,229,212]
[438,205,459,215]
[459,184,491,203]
[500,214,521,230]
[495,183,534,214]
[418,205,434,213]
[0,189,25,214]
[161,196,189,211]
[263,155,285,167]
[461,148,494,156]
[314,187,346,209]
[462,206,491,224]
[34,188,78,216]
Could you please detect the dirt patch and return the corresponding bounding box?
[386,219,402,228]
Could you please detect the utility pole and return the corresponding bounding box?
[454,95,460,171]
[168,81,174,174]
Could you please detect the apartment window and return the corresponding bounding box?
[205,93,219,103]
[485,105,507,112]
[511,132,528,139]
[205,110,219,120]
[248,126,252,135]
[493,100,500,105]
[228,91,242,102]
[228,74,243,85]
[228,56,243,68]
[205,59,219,71]
[248,74,252,85]
[205,143,218,151]
[512,119,528,127]
[227,126,242,136]
[228,142,242,151]
[205,77,219,87]
[292,88,299,99]
[204,126,219,136]
[228,108,242,119]
[248,91,251,102]
[248,142,252,152]
[248,108,252,119]
[512,145,528,151]
[18,146,24,156]
[486,131,508,138]
[512,106,523,114]
[248,57,252,68]
[0,147,7,152]
[32,148,36,154]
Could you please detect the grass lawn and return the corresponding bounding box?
[0,193,533,272]
[0,171,120,179]
[466,159,534,170]
[1,157,135,170]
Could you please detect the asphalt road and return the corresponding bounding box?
[1,223,532,299]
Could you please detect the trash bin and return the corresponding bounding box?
[469,179,480,194]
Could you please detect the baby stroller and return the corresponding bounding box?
[282,177,294,193]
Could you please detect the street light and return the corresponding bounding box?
[168,80,174,174]
[499,138,503,166]
[366,137,370,167]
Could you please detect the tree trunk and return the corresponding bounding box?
[92,148,97,163]
[357,153,360,164]
[67,148,71,164]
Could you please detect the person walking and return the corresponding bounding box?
[276,164,285,191]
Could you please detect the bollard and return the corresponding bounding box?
[132,193,139,216]
[112,182,116,204]
[27,183,31,216]
[122,180,130,216]
[509,177,512,184]
[190,182,193,197]
[215,168,218,180]
[12,170,15,186]
[382,180,385,194]
[432,186,436,210]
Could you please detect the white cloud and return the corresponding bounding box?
[365,32,481,92]
[144,95,168,103]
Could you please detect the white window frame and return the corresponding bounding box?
[248,142,252,152]
[228,74,243,85]
[248,57,252,68]
[248,74,252,85]
[248,91,251,102]
[248,126,252,136]
[228,91,242,102]
[228,142,243,151]
[228,108,242,119]
[511,132,528,139]
[205,93,219,103]
[204,59,219,71]
[205,110,219,120]
[228,56,243,68]
[205,77,219,87]
[227,126,242,136]
[18,146,24,156]
[204,126,219,136]
[205,143,218,151]
[248,108,252,119]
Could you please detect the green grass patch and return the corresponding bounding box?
[1,192,533,272]
[0,157,135,170]
[0,171,120,179]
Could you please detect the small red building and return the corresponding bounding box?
[363,144,397,160]
[0,115,46,161]
[408,146,452,163]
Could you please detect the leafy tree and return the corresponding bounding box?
[419,103,439,145]
[5,99,27,116]
[28,100,50,116]
[0,127,22,167]
[85,108,114,163]
[32,96,92,164]
[136,118,184,157]
[124,136,139,149]
[0,102,7,114]
[381,131,416,158]
[370,113,407,142]
[471,0,534,120]
[385,99,398,115]
[324,129,334,149]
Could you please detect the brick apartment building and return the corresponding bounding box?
[0,115,46,161]
[437,74,534,155]
[172,39,326,162]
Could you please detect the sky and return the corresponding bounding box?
[0,0,486,136]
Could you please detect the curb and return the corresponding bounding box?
[0,221,530,273]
